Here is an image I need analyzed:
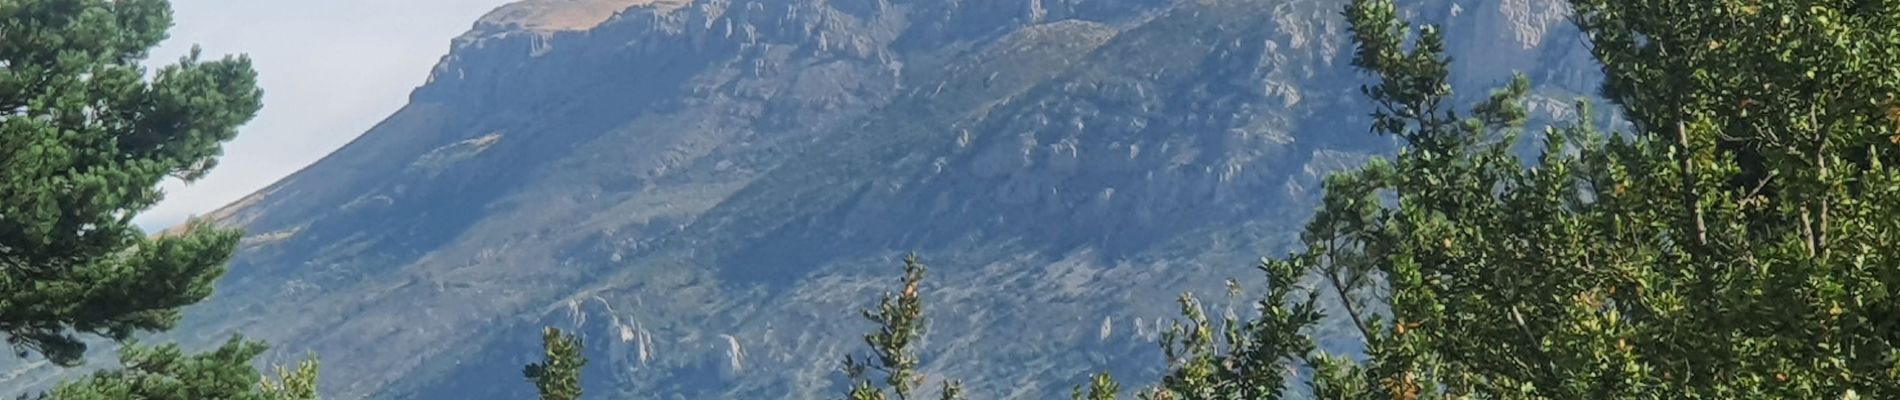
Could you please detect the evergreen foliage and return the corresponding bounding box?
[257,355,321,400]
[35,337,317,400]
[0,0,263,366]
[1131,0,1900,398]
[524,327,585,400]
[1072,372,1121,400]
[0,1,325,399]
[840,254,963,400]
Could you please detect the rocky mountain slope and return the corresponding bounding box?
[3,0,1603,398]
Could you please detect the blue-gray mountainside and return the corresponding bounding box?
[5,0,1604,398]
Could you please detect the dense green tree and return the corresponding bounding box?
[0,0,263,366]
[1134,0,1900,398]
[524,327,585,400]
[1072,372,1121,400]
[1139,273,1321,400]
[840,254,963,400]
[257,354,321,400]
[36,337,318,400]
[1,2,325,399]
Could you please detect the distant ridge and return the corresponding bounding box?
[473,0,687,33]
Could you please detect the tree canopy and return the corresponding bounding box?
[1133,0,1900,398]
[37,337,318,400]
[841,254,963,400]
[0,1,327,399]
[525,327,586,400]
[1,0,262,366]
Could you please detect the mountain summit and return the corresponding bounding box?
[474,0,686,33]
[5,0,1601,398]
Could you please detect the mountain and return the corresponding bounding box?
[2,0,1604,398]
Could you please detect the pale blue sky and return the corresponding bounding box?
[136,0,519,231]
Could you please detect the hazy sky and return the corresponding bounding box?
[135,0,519,231]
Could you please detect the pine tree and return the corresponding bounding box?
[524,327,586,400]
[36,337,318,400]
[258,354,322,400]
[1072,372,1120,400]
[0,0,263,366]
[1142,0,1900,398]
[1,2,326,398]
[841,253,963,400]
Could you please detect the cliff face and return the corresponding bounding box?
[1,0,1600,398]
